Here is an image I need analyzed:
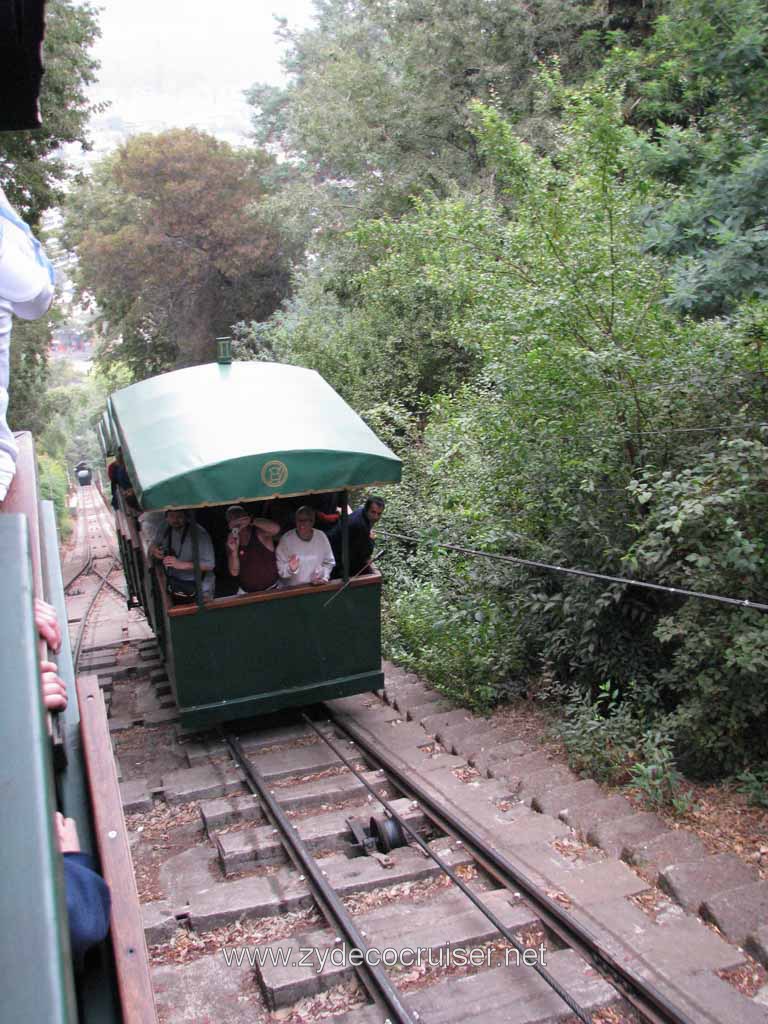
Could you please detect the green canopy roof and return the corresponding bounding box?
[108,361,402,510]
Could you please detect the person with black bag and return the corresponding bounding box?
[150,508,215,603]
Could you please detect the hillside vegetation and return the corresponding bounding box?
[58,0,768,783]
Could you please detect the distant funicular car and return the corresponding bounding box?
[103,356,401,730]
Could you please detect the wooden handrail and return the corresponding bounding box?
[75,673,157,1024]
[162,566,382,617]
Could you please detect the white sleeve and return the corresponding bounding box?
[320,532,335,579]
[0,200,55,313]
[275,534,294,578]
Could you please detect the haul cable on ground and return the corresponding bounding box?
[223,731,421,1024]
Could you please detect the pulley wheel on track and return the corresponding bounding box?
[369,813,407,853]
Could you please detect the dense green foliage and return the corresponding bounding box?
[610,0,768,315]
[0,0,101,223]
[37,451,72,540]
[247,0,658,227]
[2,0,102,518]
[7,316,57,436]
[231,1,768,782]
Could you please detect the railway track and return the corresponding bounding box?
[64,485,139,668]
[102,683,767,1024]
[65,502,768,1024]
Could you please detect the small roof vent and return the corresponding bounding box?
[216,337,232,364]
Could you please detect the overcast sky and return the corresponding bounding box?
[85,0,317,153]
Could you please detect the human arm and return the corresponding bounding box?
[0,192,55,316]
[276,535,300,579]
[56,814,111,960]
[311,533,335,584]
[149,523,167,560]
[163,554,215,572]
[251,517,280,537]
[226,529,241,575]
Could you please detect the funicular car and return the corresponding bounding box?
[103,357,401,730]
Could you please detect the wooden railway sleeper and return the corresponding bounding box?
[223,729,421,1024]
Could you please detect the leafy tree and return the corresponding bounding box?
[37,451,72,539]
[606,0,768,314]
[2,0,100,485]
[241,8,768,773]
[65,130,298,377]
[249,192,498,412]
[6,314,59,435]
[293,74,768,773]
[247,0,649,224]
[625,437,768,774]
[0,0,101,224]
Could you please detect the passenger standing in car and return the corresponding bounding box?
[225,505,280,593]
[330,495,385,577]
[150,509,215,601]
[276,506,335,587]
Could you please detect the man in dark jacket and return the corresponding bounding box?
[330,496,384,578]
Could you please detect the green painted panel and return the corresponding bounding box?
[0,515,77,1022]
[40,502,124,1023]
[108,361,401,510]
[165,582,382,728]
[180,670,383,730]
[101,409,117,456]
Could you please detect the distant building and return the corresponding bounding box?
[50,327,92,355]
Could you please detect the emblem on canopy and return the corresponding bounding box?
[261,460,288,488]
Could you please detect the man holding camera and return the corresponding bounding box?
[150,508,215,602]
[225,505,280,593]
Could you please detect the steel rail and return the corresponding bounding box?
[71,567,111,671]
[322,710,698,1024]
[223,731,419,1024]
[91,561,127,600]
[63,495,93,591]
[304,714,593,1023]
[69,487,120,668]
[63,557,91,592]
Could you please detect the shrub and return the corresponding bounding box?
[558,681,643,784]
[384,580,523,713]
[37,453,72,540]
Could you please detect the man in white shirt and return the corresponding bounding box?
[276,505,335,588]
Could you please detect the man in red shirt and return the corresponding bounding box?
[225,505,281,593]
